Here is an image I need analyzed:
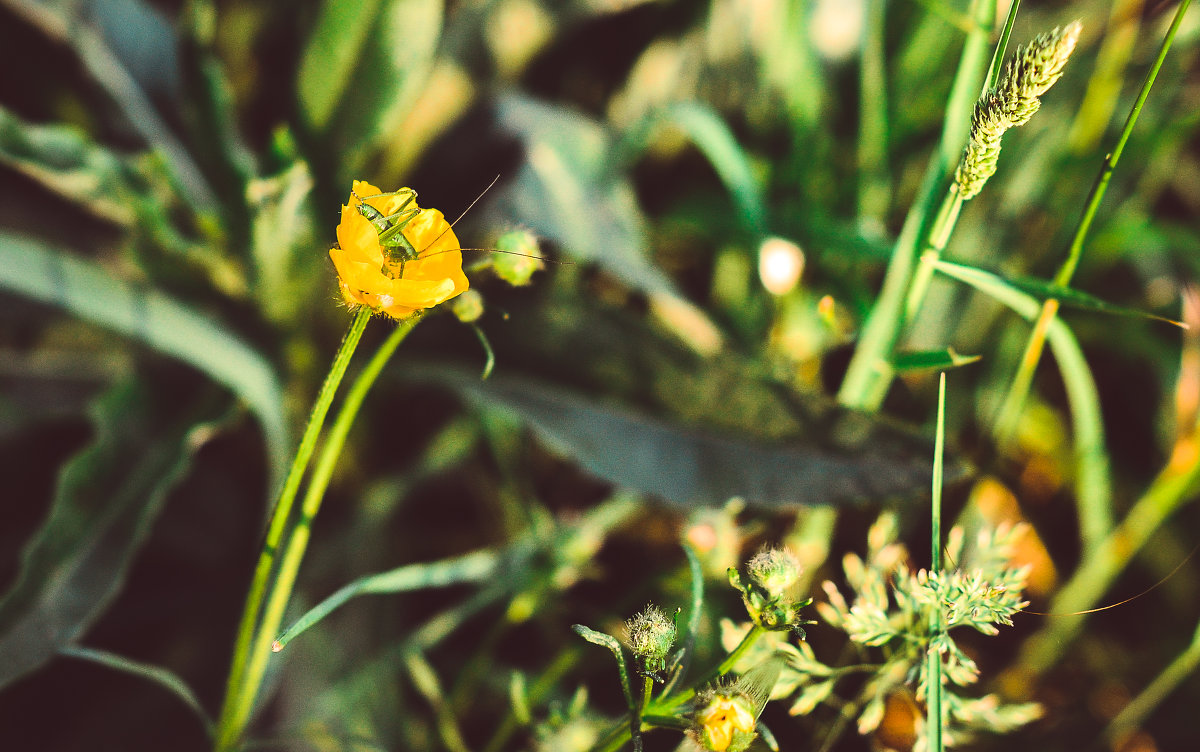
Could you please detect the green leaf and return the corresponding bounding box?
[893,348,982,373]
[0,380,218,687]
[932,259,1112,535]
[0,105,139,227]
[60,646,211,735]
[446,373,940,507]
[491,94,676,298]
[572,624,633,707]
[298,0,443,171]
[656,102,766,236]
[274,549,501,649]
[1009,276,1186,328]
[0,233,287,475]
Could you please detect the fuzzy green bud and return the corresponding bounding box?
[450,289,485,323]
[729,548,815,637]
[492,230,544,286]
[746,547,802,598]
[625,604,676,677]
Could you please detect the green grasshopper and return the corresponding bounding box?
[352,188,425,275]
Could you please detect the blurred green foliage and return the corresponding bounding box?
[1,0,1198,750]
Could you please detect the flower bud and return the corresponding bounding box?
[746,548,802,598]
[625,604,676,678]
[492,230,544,286]
[450,289,485,323]
[729,548,815,637]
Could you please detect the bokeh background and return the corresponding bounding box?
[1,0,1199,750]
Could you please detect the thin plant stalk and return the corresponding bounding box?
[214,308,371,749]
[591,624,769,752]
[1010,429,1200,680]
[994,0,1193,447]
[926,373,947,752]
[1106,615,1200,743]
[838,0,995,411]
[214,313,418,751]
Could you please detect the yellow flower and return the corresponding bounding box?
[697,693,758,752]
[329,180,469,320]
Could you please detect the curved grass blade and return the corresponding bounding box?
[1009,276,1186,328]
[657,103,766,236]
[60,645,212,736]
[0,380,224,687]
[273,549,501,650]
[933,258,1113,549]
[0,233,287,475]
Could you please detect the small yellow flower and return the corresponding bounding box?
[696,693,758,752]
[329,180,469,320]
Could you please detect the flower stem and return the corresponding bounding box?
[214,309,370,751]
[591,624,768,752]
[214,311,418,751]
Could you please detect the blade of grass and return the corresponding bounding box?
[933,259,1112,550]
[857,0,891,226]
[60,645,212,736]
[994,0,1193,458]
[1105,615,1200,744]
[5,0,216,210]
[0,233,287,476]
[272,549,501,650]
[926,373,947,752]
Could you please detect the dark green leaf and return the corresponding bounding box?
[298,0,443,173]
[449,373,938,507]
[0,233,288,474]
[0,380,218,687]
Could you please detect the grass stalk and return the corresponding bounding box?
[838,0,994,411]
[214,308,371,750]
[926,374,947,752]
[994,0,1193,450]
[214,312,416,751]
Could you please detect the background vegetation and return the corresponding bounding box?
[0,0,1198,750]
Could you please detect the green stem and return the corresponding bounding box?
[926,373,947,752]
[592,624,769,752]
[994,0,1192,447]
[214,309,370,750]
[838,0,993,411]
[214,313,417,751]
[1010,433,1200,681]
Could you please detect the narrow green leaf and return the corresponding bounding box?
[893,348,982,373]
[274,550,500,649]
[0,380,219,687]
[447,373,941,507]
[572,624,633,706]
[60,645,212,735]
[297,0,384,131]
[933,259,1113,540]
[0,105,139,226]
[1009,276,1186,328]
[659,102,766,236]
[298,0,443,172]
[0,233,287,474]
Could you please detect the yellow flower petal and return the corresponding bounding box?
[329,184,468,320]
